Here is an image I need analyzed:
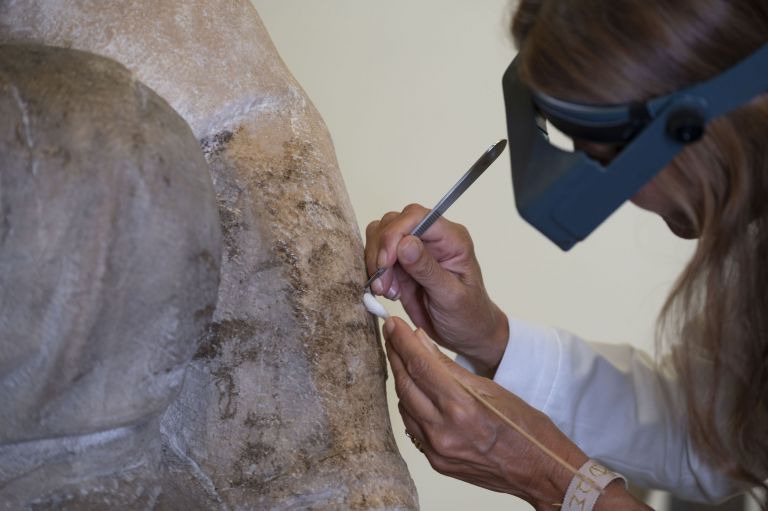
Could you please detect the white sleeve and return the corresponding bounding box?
[464,316,739,503]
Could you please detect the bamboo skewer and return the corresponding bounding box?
[447,372,602,495]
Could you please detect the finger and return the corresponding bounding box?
[399,403,429,453]
[401,404,463,475]
[364,220,380,268]
[364,220,384,294]
[402,405,463,478]
[414,329,477,379]
[365,219,380,240]
[385,331,440,423]
[380,210,402,226]
[377,203,431,265]
[401,404,474,477]
[380,206,478,273]
[414,328,441,355]
[413,328,498,417]
[365,211,402,295]
[373,204,431,294]
[394,265,439,338]
[395,235,464,302]
[384,273,401,301]
[420,219,477,265]
[383,317,470,408]
[399,213,478,269]
[413,328,478,414]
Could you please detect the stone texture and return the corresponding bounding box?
[2,0,335,141]
[0,45,221,509]
[0,1,418,509]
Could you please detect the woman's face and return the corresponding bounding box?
[574,139,698,238]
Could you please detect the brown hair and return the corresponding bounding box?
[511,0,768,498]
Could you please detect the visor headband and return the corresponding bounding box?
[533,91,653,144]
[503,42,768,250]
[530,42,768,145]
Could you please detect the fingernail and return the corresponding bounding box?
[377,249,388,268]
[384,318,395,336]
[372,278,384,295]
[399,236,420,264]
[386,280,400,300]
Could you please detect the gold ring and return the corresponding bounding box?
[405,430,425,453]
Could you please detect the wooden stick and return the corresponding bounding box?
[447,372,602,494]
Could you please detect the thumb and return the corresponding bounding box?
[416,328,469,370]
[415,329,470,376]
[415,329,478,404]
[397,236,455,294]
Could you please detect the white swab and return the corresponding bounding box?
[363,291,390,319]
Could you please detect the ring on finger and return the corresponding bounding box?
[404,429,425,453]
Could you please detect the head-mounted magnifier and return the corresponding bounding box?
[502,43,768,251]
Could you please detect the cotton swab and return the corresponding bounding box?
[363,291,390,319]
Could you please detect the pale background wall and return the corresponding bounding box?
[250,1,695,509]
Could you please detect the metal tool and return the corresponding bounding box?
[364,138,507,290]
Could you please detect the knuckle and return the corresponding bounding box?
[445,402,470,426]
[456,224,475,250]
[402,203,425,215]
[381,211,400,225]
[429,431,458,456]
[365,220,380,237]
[454,223,470,238]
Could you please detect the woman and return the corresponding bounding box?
[365,1,768,509]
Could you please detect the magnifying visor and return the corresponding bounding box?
[502,43,768,251]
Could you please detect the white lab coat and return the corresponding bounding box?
[459,316,739,503]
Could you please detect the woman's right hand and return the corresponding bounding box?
[365,203,509,375]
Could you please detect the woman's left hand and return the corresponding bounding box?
[382,316,588,507]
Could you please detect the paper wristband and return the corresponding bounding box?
[561,459,627,511]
